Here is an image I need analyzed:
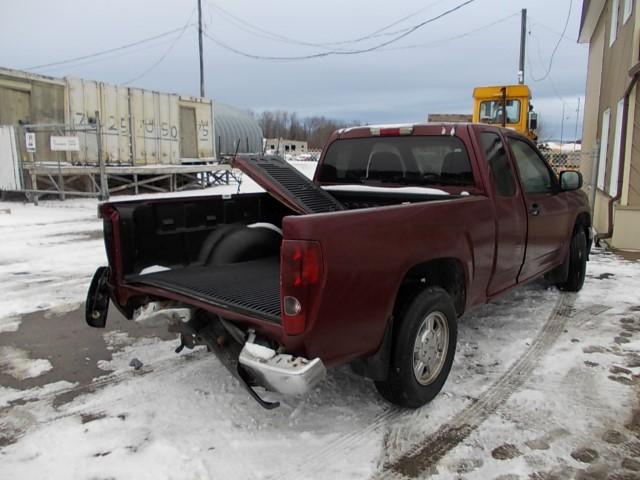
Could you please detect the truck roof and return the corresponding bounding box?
[335,122,514,137]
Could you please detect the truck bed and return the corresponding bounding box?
[127,257,281,324]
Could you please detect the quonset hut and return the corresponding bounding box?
[214,103,262,156]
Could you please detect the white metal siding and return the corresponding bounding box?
[0,126,21,190]
[609,99,625,196]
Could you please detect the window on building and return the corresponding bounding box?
[480,132,516,197]
[597,109,611,191]
[610,99,625,196]
[611,0,620,45]
[624,0,633,23]
[508,138,556,194]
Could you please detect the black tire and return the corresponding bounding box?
[557,228,587,292]
[375,287,457,408]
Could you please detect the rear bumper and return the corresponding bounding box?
[239,339,326,396]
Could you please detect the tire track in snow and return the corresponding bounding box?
[376,293,580,478]
[280,294,583,480]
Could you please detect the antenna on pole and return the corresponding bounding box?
[518,8,527,84]
[198,0,205,97]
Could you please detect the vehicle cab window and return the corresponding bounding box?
[317,136,474,187]
[508,137,556,194]
[479,132,516,196]
[479,100,521,124]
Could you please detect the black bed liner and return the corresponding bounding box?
[128,257,281,324]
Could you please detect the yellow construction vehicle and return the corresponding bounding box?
[472,84,538,141]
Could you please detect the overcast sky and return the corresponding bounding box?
[1,0,587,141]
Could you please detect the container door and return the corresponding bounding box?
[180,106,198,159]
[0,88,30,162]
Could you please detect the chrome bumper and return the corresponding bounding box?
[238,339,326,396]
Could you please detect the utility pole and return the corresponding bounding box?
[573,97,581,151]
[518,8,527,84]
[560,102,565,145]
[198,0,205,97]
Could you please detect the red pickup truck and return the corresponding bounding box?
[86,123,591,409]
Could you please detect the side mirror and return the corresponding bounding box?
[559,170,582,191]
[528,111,538,131]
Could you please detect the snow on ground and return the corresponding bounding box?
[1,161,639,479]
[0,198,105,328]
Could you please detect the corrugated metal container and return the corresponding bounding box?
[67,78,180,165]
[2,67,264,166]
[129,88,180,165]
[66,77,100,163]
[0,68,66,163]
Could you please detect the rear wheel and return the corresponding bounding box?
[375,287,457,408]
[557,228,587,292]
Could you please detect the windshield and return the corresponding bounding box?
[317,136,474,187]
[479,99,521,125]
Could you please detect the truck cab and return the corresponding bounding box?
[472,85,538,140]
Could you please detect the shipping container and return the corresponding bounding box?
[1,67,262,167]
[67,78,180,165]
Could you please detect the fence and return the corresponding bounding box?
[543,150,584,173]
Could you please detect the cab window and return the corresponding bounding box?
[480,132,516,197]
[479,100,521,125]
[508,137,555,194]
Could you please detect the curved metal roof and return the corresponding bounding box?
[214,102,263,155]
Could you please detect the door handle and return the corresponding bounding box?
[530,203,541,216]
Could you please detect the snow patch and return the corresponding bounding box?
[0,346,52,380]
[322,184,449,196]
[0,316,21,333]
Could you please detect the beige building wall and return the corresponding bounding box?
[581,18,605,188]
[583,0,640,249]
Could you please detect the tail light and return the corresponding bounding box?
[280,240,323,335]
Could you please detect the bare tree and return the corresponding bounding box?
[257,110,360,148]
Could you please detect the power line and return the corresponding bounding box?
[528,0,573,82]
[123,8,196,85]
[528,15,574,41]
[204,0,476,61]
[527,28,564,103]
[206,0,450,49]
[381,13,518,52]
[36,37,182,73]
[23,25,196,71]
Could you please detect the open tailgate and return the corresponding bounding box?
[233,154,344,215]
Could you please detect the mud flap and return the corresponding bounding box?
[85,266,110,328]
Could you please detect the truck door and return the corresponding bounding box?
[506,136,571,282]
[477,130,527,296]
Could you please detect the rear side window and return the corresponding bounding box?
[479,132,516,197]
[317,136,474,187]
[508,137,556,194]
